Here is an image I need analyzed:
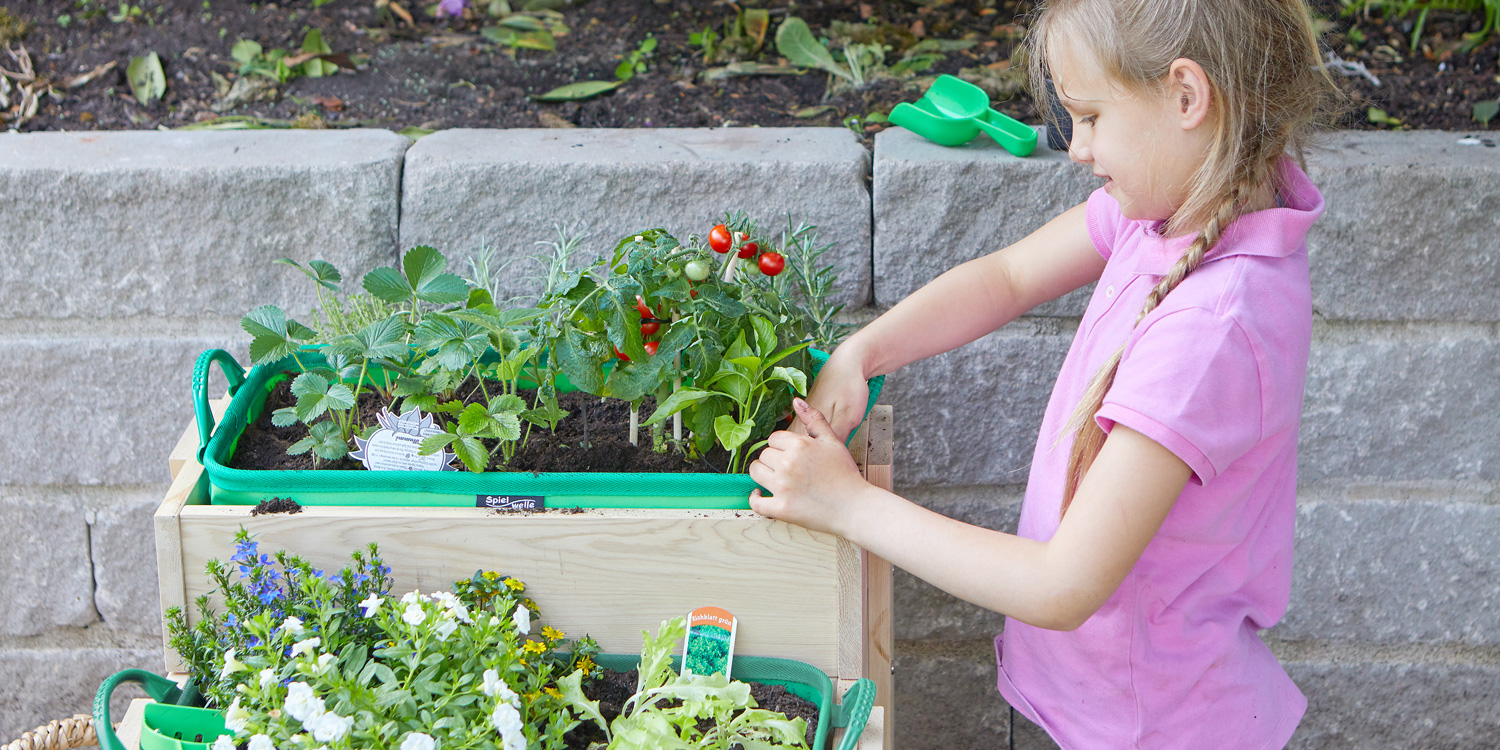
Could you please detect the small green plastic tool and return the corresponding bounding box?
[890,74,1038,156]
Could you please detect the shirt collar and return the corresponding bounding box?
[1131,156,1325,277]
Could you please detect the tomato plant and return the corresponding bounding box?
[737,241,759,259]
[757,251,785,276]
[708,224,732,253]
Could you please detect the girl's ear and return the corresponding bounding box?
[1168,58,1213,131]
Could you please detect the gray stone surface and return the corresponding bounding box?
[0,644,162,741]
[1304,131,1500,323]
[872,127,1097,312]
[1281,499,1500,646]
[1300,325,1500,483]
[892,641,1016,750]
[399,128,873,309]
[894,486,1021,641]
[89,488,172,636]
[0,494,97,636]
[0,131,406,320]
[0,334,245,485]
[1284,651,1500,749]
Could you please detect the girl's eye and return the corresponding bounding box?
[1079,115,1097,126]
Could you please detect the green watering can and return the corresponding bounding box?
[889,74,1039,156]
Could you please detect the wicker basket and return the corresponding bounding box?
[4,715,98,750]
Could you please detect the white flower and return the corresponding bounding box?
[314,653,337,675]
[304,711,352,743]
[221,648,246,678]
[290,637,322,659]
[400,733,435,750]
[258,668,277,691]
[490,703,525,750]
[249,735,274,750]
[282,616,305,636]
[284,682,326,724]
[402,602,426,626]
[400,591,427,604]
[225,697,250,734]
[212,735,236,750]
[359,593,384,618]
[489,615,500,626]
[435,619,458,642]
[481,669,519,705]
[511,604,530,636]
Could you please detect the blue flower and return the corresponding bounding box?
[437,0,467,17]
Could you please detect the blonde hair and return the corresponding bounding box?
[1024,0,1341,515]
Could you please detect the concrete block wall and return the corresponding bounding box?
[2,126,1496,748]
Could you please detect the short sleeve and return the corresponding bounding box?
[1085,187,1126,261]
[1096,308,1263,485]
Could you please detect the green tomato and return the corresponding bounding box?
[684,259,712,281]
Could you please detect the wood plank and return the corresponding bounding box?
[866,406,892,466]
[176,506,844,674]
[857,706,886,750]
[863,404,895,736]
[156,457,206,673]
[169,398,231,480]
[116,699,149,750]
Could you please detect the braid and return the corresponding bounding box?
[1058,157,1272,517]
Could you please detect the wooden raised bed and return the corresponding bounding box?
[156,400,895,747]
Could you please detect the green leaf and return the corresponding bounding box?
[775,17,849,80]
[291,373,356,422]
[452,436,490,472]
[1474,99,1500,126]
[398,126,435,141]
[271,406,299,427]
[643,388,717,426]
[418,432,457,456]
[126,52,166,106]
[714,414,753,451]
[694,285,747,318]
[491,393,527,417]
[499,15,545,30]
[751,316,777,357]
[242,305,309,364]
[402,245,470,305]
[363,267,413,303]
[231,39,262,65]
[557,671,610,735]
[767,366,808,396]
[532,80,624,102]
[290,421,348,459]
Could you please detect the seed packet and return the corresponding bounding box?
[682,606,737,677]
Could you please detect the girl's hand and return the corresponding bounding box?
[749,398,870,537]
[794,346,870,441]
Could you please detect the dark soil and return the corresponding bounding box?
[249,496,304,515]
[564,668,819,750]
[5,0,1494,137]
[228,373,735,474]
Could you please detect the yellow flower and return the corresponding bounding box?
[522,640,547,655]
[541,626,564,641]
[482,571,500,582]
[503,578,524,591]
[544,687,562,699]
[576,656,596,673]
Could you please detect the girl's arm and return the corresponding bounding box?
[751,400,1191,631]
[810,202,1104,437]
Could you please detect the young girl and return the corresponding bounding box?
[747,0,1340,747]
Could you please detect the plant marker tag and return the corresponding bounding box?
[476,494,546,511]
[682,606,737,677]
[349,405,459,472]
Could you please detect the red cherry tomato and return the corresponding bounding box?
[709,224,732,253]
[757,251,785,276]
[643,341,660,356]
[640,320,660,336]
[614,346,629,362]
[635,295,654,319]
[690,288,699,298]
[737,241,759,259]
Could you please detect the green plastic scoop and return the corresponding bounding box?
[889,74,1038,156]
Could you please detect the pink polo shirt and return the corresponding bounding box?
[995,158,1325,749]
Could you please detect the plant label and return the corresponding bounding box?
[682,606,737,677]
[349,406,459,472]
[476,494,546,511]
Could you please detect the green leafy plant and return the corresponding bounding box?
[1340,0,1500,52]
[615,36,657,81]
[691,6,770,65]
[559,616,809,750]
[480,7,568,53]
[126,51,165,105]
[230,29,342,84]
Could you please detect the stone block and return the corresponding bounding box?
[0,645,163,741]
[0,494,97,635]
[882,318,1074,487]
[399,128,872,309]
[892,641,1015,750]
[1300,327,1500,482]
[872,127,1097,312]
[894,486,1020,641]
[0,131,406,320]
[89,488,172,636]
[1304,131,1500,322]
[0,333,246,485]
[1280,499,1500,646]
[1281,648,1500,749]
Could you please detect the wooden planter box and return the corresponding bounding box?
[156,401,895,747]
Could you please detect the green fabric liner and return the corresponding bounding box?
[196,346,884,508]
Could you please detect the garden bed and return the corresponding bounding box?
[3,0,1495,137]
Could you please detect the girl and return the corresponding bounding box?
[747,0,1340,747]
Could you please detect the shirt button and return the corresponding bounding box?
[1105,285,1116,298]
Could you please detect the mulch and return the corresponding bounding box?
[3,0,1496,138]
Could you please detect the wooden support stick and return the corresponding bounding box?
[629,405,639,446]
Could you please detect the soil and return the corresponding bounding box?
[564,668,820,750]
[3,0,1495,137]
[228,373,737,474]
[249,496,305,515]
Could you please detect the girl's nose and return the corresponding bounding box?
[1068,138,1091,165]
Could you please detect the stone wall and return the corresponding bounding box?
[2,127,1496,748]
